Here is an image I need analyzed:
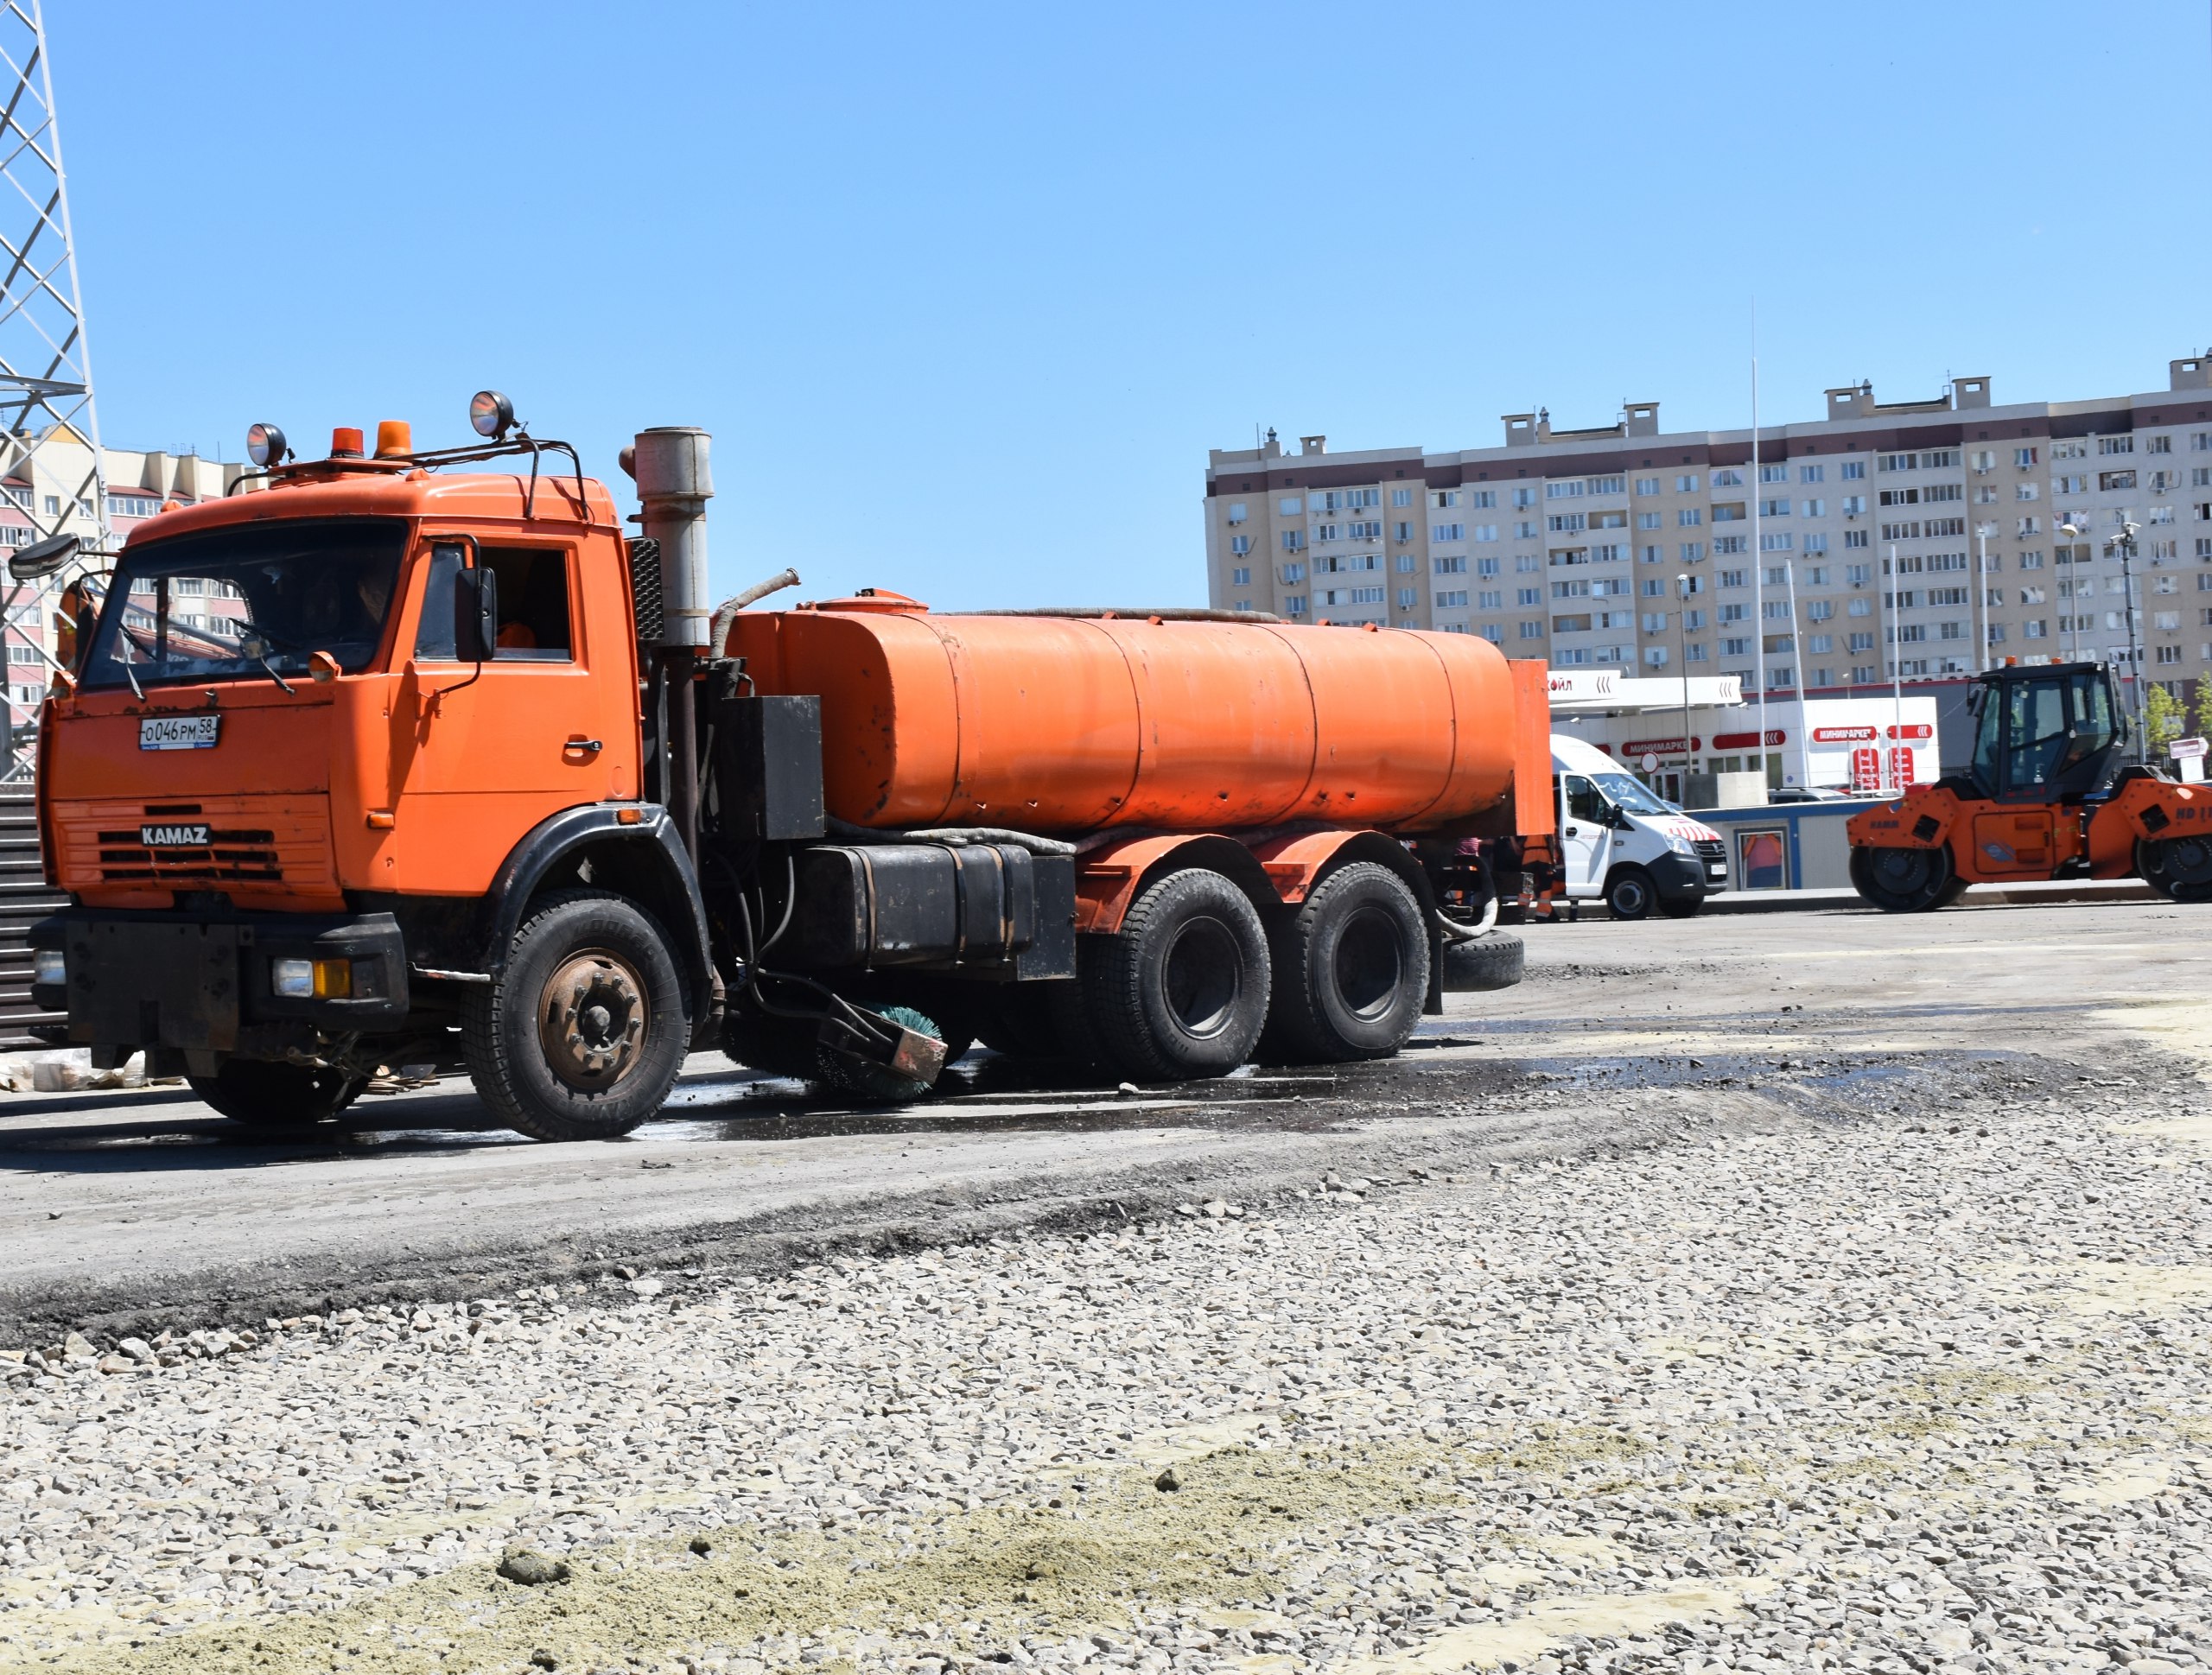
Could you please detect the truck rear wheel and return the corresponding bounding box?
[461,890,689,1141]
[1850,845,1960,913]
[190,1060,366,1129]
[1261,862,1429,1063]
[1084,867,1269,1082]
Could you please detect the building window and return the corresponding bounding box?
[1516,621,1543,640]
[1433,555,1466,574]
[1391,487,1413,507]
[1278,497,1301,516]
[1434,589,1469,607]
[1230,534,1250,555]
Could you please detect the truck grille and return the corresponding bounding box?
[95,816,283,881]
[1692,838,1727,863]
[53,795,337,901]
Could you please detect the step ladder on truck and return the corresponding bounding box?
[22,397,1547,1139]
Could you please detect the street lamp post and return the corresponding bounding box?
[1675,573,1693,801]
[2108,517,2145,765]
[2058,521,2083,662]
[1973,522,1996,673]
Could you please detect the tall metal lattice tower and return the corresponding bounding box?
[0,0,106,771]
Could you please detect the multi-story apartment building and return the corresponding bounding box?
[1205,354,2212,711]
[0,429,245,731]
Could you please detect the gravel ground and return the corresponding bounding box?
[5,1053,2210,1674]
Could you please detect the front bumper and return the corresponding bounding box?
[1651,852,1718,904]
[31,908,410,1066]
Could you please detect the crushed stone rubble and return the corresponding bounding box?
[3,1078,2211,1674]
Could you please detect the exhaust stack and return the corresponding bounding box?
[629,427,713,649]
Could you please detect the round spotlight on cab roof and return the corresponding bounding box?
[469,390,514,441]
[245,422,287,468]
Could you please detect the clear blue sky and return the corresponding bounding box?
[51,2,2212,612]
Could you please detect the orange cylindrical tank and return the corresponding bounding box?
[726,594,1522,834]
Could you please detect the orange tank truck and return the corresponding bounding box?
[26,397,1549,1142]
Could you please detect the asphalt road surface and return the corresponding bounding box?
[2,898,2202,1347]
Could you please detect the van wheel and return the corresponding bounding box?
[1085,868,1270,1082]
[1262,862,1430,1063]
[461,890,689,1141]
[1603,866,1658,921]
[190,1060,366,1129]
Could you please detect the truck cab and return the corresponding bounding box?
[1549,733,1727,919]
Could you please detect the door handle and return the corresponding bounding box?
[566,737,604,754]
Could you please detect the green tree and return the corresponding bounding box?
[2193,675,2212,743]
[2145,682,2182,757]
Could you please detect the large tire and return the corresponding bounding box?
[1438,929,1524,992]
[1850,844,1958,913]
[2140,834,2212,904]
[1261,862,1430,1063]
[190,1060,365,1129]
[1084,868,1270,1082]
[461,890,689,1141]
[1604,865,1658,921]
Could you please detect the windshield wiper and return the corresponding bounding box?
[118,654,145,701]
[236,621,297,695]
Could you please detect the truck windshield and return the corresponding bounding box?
[80,519,405,691]
[1589,771,1679,815]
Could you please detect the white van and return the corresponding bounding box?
[1551,734,1731,919]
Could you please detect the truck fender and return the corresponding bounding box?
[478,804,714,1029]
[1074,833,1276,934]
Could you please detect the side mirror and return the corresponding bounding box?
[9,531,79,581]
[456,567,499,663]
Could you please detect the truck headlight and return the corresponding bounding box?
[33,949,63,986]
[1667,834,1694,856]
[271,957,353,999]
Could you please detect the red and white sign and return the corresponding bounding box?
[1624,736,1699,757]
[2173,736,2209,761]
[1886,722,1934,741]
[1711,728,1786,750]
[1812,725,1879,744]
[1888,746,1915,789]
[1849,747,1884,791]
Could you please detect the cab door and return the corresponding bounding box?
[391,538,618,895]
[1556,773,1611,897]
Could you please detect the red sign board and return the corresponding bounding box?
[1812,725,1879,744]
[1623,736,1699,757]
[1886,722,1934,740]
[1711,728,1785,750]
[1849,746,1883,791]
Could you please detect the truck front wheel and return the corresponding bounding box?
[462,890,689,1141]
[1262,862,1429,1063]
[190,1060,365,1129]
[1085,868,1270,1082]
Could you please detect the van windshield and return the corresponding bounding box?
[81,518,405,691]
[1590,771,1679,815]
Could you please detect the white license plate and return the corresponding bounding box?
[138,714,219,751]
[141,822,211,847]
